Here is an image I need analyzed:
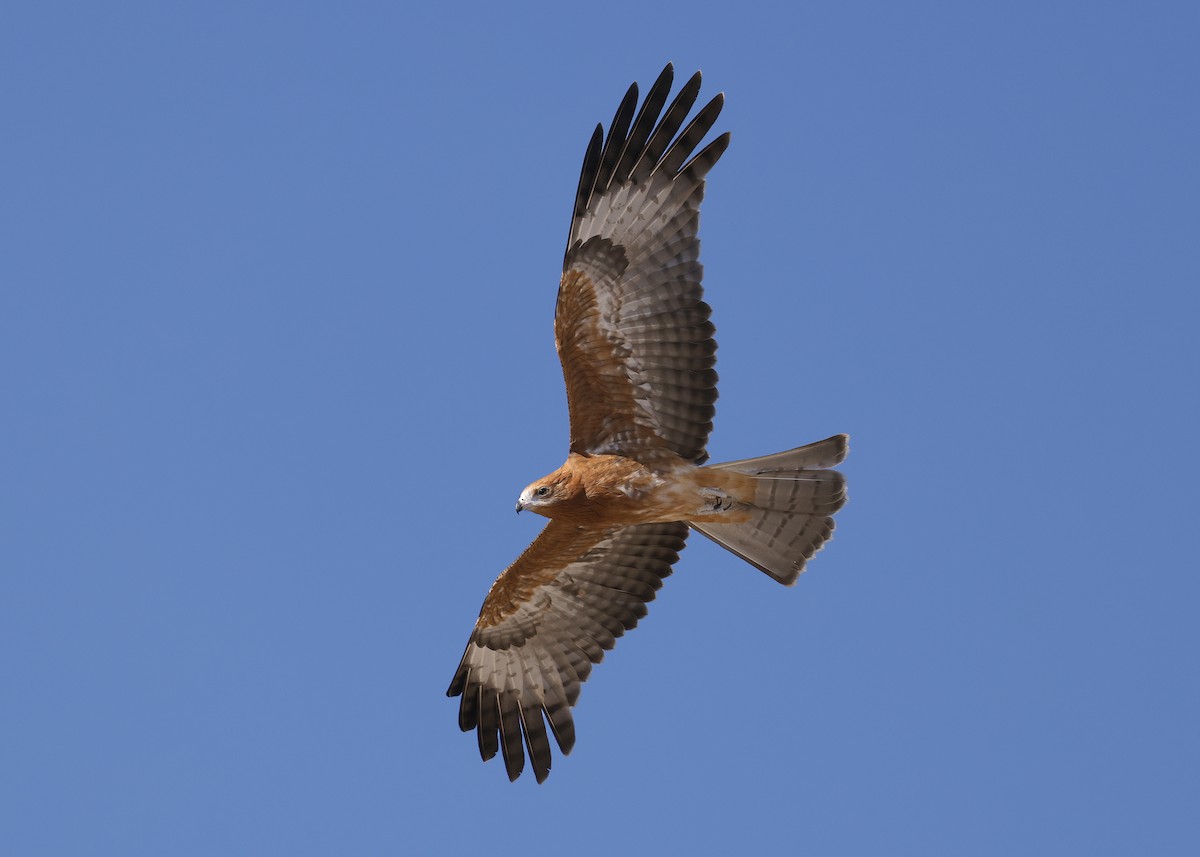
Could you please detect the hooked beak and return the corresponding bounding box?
[515,499,526,514]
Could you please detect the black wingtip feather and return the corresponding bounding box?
[681,131,731,184]
[568,65,729,260]
[611,63,675,185]
[657,92,726,178]
[520,703,553,784]
[570,123,605,221]
[457,675,479,732]
[543,702,576,756]
[593,82,639,194]
[498,692,525,781]
[477,689,500,762]
[630,70,703,183]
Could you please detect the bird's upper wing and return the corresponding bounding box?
[557,64,730,464]
[446,519,689,782]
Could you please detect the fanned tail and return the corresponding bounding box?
[691,434,848,585]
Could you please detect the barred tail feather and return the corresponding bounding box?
[691,435,848,585]
[711,433,848,474]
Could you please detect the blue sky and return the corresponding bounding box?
[2,1,1197,854]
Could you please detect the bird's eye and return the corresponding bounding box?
[536,486,551,497]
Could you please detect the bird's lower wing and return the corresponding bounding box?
[447,519,689,782]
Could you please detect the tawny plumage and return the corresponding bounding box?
[447,64,848,783]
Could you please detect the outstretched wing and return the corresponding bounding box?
[446,521,689,782]
[557,64,730,464]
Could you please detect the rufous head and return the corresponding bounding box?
[515,469,578,517]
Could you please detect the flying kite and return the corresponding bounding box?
[447,64,848,782]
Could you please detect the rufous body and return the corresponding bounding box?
[516,453,756,526]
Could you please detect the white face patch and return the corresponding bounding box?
[518,483,554,509]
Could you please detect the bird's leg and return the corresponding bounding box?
[698,487,736,514]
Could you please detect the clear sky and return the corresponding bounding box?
[3,1,1197,854]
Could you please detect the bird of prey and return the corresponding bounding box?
[447,64,847,782]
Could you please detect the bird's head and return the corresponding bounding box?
[515,472,575,517]
[516,472,561,513]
